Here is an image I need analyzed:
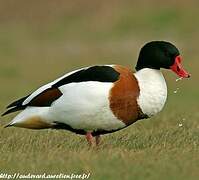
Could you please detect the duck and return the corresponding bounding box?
[2,41,190,146]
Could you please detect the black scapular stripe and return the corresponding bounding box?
[52,66,120,88]
[2,66,119,116]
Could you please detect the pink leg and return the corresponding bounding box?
[86,132,94,146]
[95,135,101,146]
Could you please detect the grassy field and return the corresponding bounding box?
[0,1,199,180]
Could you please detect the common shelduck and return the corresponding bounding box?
[2,41,190,146]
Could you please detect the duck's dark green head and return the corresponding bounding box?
[136,41,190,78]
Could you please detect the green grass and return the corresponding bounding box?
[0,1,199,180]
[0,117,198,180]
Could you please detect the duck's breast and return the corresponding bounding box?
[134,68,167,117]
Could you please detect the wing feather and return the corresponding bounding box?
[6,94,30,109]
[2,65,120,116]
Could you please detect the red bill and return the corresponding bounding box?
[170,55,190,78]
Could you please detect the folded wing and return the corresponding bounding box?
[2,65,120,116]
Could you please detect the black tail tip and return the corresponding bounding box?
[4,124,12,128]
[1,112,7,117]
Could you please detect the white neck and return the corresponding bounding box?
[134,68,167,117]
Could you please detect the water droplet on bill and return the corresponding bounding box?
[179,123,183,127]
[176,77,183,82]
[173,88,179,94]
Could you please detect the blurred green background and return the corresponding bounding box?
[0,1,198,180]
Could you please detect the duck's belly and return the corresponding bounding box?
[48,82,126,131]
